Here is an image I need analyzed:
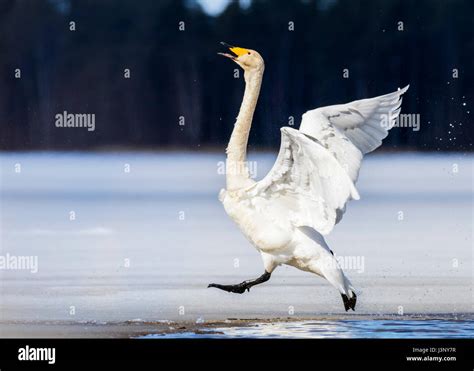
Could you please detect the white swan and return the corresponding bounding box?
[208,42,409,311]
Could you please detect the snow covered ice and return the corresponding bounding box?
[0,152,472,326]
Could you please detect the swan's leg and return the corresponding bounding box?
[313,257,357,311]
[208,271,271,294]
[293,228,357,311]
[208,252,276,294]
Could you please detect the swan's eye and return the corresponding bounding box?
[248,52,251,55]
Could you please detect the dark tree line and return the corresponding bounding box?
[0,0,472,151]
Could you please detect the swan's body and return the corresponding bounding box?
[209,43,409,311]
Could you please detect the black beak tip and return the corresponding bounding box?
[220,41,233,48]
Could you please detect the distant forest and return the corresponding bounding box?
[0,0,472,151]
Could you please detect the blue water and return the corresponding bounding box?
[142,320,474,339]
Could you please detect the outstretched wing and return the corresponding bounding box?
[299,85,409,182]
[246,86,409,234]
[246,127,359,235]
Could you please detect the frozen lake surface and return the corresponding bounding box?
[0,151,472,337]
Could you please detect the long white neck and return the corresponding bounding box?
[226,67,264,190]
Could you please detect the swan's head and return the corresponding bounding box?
[219,42,264,72]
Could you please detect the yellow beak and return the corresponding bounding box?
[229,46,249,57]
[219,42,249,59]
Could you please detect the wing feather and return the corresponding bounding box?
[246,127,359,235]
[242,86,408,234]
[299,85,409,182]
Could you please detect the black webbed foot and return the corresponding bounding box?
[208,271,271,294]
[341,292,357,311]
[207,283,249,294]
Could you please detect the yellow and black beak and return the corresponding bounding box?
[218,41,250,60]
